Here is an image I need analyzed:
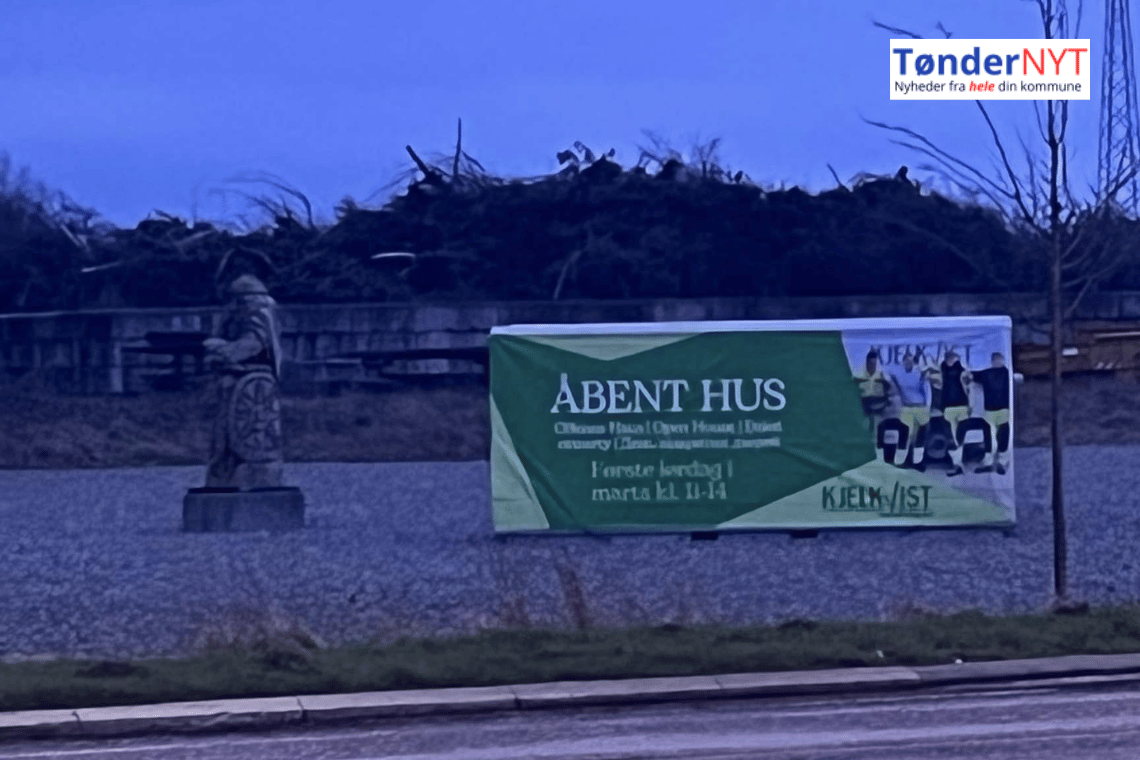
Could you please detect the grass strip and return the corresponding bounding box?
[2,605,1138,712]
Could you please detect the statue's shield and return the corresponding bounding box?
[228,371,282,463]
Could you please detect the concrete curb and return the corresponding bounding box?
[4,654,1140,740]
[913,653,1140,686]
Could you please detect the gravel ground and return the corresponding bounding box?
[0,446,1134,660]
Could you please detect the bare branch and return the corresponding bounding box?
[1102,164,1140,203]
[463,151,486,173]
[405,145,445,186]
[1018,131,1043,218]
[453,118,462,182]
[906,154,1012,212]
[552,249,582,300]
[1056,98,1070,145]
[1060,207,1127,284]
[1032,101,1049,145]
[826,163,847,190]
[171,229,215,254]
[973,102,1036,224]
[223,173,316,229]
[872,20,924,38]
[864,118,1016,201]
[1061,229,1099,271]
[1067,251,1127,298]
[1064,278,1098,320]
[1030,0,1049,35]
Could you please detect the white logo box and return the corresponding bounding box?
[890,39,1091,100]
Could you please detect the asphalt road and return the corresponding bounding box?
[4,682,1140,759]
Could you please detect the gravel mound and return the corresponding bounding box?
[0,447,1130,660]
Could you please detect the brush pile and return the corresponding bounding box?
[3,131,1136,311]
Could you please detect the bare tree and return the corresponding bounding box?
[870,0,1139,602]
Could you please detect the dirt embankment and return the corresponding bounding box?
[0,379,489,469]
[0,375,1134,469]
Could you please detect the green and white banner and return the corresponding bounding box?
[489,317,1015,533]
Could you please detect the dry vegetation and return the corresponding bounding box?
[9,135,1140,315]
[0,376,489,469]
[0,374,1133,469]
[7,605,1140,711]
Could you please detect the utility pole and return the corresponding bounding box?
[1099,0,1140,213]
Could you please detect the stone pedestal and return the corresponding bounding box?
[183,487,305,532]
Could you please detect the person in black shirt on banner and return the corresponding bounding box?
[969,352,1012,475]
[938,350,971,477]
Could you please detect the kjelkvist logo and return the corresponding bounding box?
[890,39,1090,100]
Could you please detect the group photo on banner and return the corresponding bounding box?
[488,317,1015,534]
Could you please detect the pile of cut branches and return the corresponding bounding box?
[3,126,1136,311]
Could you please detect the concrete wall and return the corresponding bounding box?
[0,291,1130,394]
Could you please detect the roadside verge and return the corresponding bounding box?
[6,653,1140,740]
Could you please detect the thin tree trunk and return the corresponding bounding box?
[1048,93,1067,601]
[1050,237,1066,600]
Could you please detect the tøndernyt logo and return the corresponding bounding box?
[890,39,1090,100]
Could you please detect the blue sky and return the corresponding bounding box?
[0,0,1112,227]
